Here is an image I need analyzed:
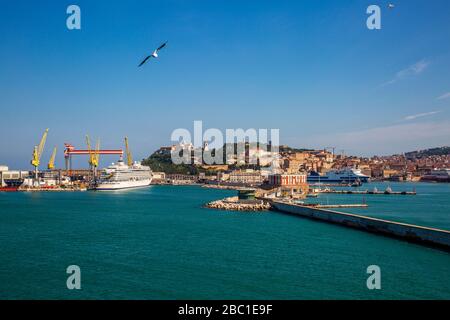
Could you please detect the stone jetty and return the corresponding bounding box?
[205,197,271,212]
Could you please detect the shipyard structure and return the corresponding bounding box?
[0,129,152,191]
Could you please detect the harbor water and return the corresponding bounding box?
[307,182,450,230]
[0,183,449,299]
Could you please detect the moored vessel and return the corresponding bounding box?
[307,168,370,183]
[421,169,450,183]
[95,156,152,190]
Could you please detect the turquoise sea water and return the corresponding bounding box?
[0,183,449,299]
[306,182,450,230]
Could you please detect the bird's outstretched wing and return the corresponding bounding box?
[138,55,152,67]
[157,42,167,51]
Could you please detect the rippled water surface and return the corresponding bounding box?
[0,184,449,299]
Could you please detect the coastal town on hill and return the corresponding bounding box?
[142,143,450,185]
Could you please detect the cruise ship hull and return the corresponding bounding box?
[307,169,370,184]
[95,157,153,191]
[96,178,152,190]
[421,176,450,183]
[307,177,369,183]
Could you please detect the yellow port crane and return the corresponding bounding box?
[94,138,100,168]
[86,135,100,182]
[124,137,133,166]
[86,135,93,166]
[47,146,57,170]
[31,128,49,182]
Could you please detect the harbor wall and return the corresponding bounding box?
[271,201,450,251]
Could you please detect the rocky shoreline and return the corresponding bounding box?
[205,196,271,212]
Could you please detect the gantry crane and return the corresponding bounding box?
[47,146,57,170]
[31,128,49,183]
[124,137,133,166]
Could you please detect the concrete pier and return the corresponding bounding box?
[270,200,450,251]
[307,204,369,209]
[317,190,416,195]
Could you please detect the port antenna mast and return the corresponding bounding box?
[47,146,57,170]
[125,137,133,167]
[31,128,49,184]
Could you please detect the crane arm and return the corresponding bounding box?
[47,146,57,170]
[86,135,94,166]
[38,128,49,160]
[31,128,49,167]
[86,135,100,168]
[124,137,133,166]
[93,138,100,167]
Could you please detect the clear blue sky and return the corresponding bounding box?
[1,0,449,169]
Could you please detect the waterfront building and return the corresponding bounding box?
[382,169,401,179]
[152,172,166,181]
[198,172,218,181]
[267,173,308,196]
[229,170,263,185]
[166,174,197,184]
[268,173,307,187]
[217,172,230,181]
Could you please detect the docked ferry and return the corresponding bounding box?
[421,169,450,183]
[307,168,370,184]
[96,157,152,190]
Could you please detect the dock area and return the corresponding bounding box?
[20,187,87,192]
[270,200,450,251]
[316,189,416,195]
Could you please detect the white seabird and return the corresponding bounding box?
[138,42,167,67]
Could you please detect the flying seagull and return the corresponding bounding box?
[388,3,395,9]
[138,42,167,67]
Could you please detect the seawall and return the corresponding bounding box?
[270,201,450,251]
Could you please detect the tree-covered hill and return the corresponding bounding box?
[142,152,199,175]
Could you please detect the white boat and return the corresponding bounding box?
[307,168,370,183]
[96,157,152,190]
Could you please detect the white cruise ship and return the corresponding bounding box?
[307,168,370,183]
[96,157,152,190]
